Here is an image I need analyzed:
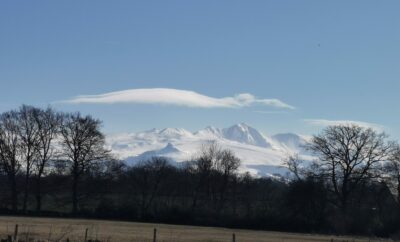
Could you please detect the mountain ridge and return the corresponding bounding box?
[107,123,311,176]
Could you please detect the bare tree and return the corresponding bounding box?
[190,142,240,213]
[216,149,241,177]
[307,125,393,212]
[59,112,109,214]
[32,107,61,212]
[384,144,400,204]
[129,157,171,218]
[284,154,304,180]
[17,105,41,213]
[284,154,319,180]
[214,148,240,211]
[189,142,220,211]
[0,111,21,211]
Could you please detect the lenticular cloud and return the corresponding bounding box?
[62,88,295,109]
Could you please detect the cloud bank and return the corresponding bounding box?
[304,119,384,131]
[62,88,295,109]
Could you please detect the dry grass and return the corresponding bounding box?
[0,216,393,242]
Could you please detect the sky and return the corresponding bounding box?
[0,1,399,138]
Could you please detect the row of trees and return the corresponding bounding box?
[0,105,108,214]
[1,105,400,237]
[287,125,400,212]
[286,125,400,235]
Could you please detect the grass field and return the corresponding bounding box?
[0,216,392,242]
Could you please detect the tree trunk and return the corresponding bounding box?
[340,187,349,214]
[72,173,79,215]
[22,168,30,213]
[232,177,237,217]
[9,174,18,212]
[35,176,42,212]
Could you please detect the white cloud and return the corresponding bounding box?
[255,99,294,109]
[304,119,384,131]
[62,88,295,109]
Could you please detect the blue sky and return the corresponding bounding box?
[1,1,399,138]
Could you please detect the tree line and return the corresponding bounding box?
[0,105,108,214]
[1,105,400,238]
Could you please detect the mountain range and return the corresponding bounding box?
[106,123,312,177]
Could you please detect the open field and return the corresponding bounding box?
[0,216,393,242]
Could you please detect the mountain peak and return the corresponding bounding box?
[233,123,246,131]
[238,122,251,127]
[231,122,251,130]
[160,142,180,153]
[194,126,223,138]
[222,123,271,148]
[159,128,192,137]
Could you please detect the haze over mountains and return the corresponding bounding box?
[106,123,312,176]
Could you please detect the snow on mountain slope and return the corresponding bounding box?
[271,133,311,153]
[158,128,194,138]
[106,123,311,177]
[222,123,272,148]
[194,126,223,139]
[125,143,186,165]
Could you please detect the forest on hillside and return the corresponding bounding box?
[0,106,400,239]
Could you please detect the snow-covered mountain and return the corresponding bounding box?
[271,133,311,153]
[125,143,183,165]
[222,123,273,148]
[106,123,311,177]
